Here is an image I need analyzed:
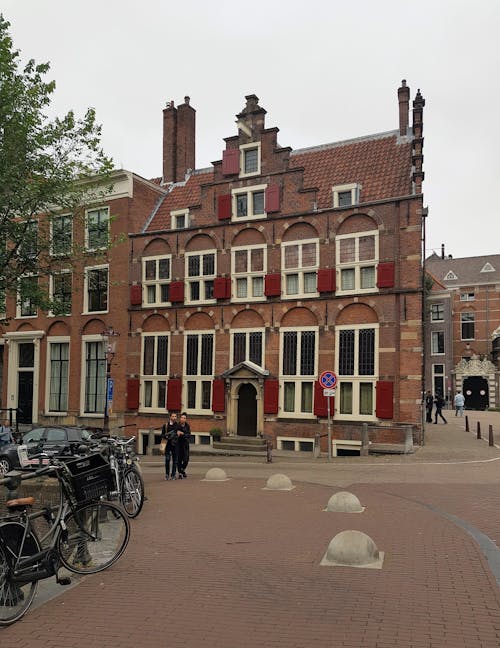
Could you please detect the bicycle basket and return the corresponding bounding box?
[63,453,114,504]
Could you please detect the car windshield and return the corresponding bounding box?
[81,430,92,441]
[23,428,44,443]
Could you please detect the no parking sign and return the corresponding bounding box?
[319,371,337,390]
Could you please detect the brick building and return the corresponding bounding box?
[1,81,427,451]
[425,250,500,410]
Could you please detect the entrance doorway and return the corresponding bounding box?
[463,376,489,410]
[18,372,34,423]
[237,383,257,436]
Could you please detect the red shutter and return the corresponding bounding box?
[317,268,336,293]
[376,381,394,419]
[212,378,225,412]
[314,381,329,417]
[130,284,142,305]
[166,379,182,411]
[264,379,279,414]
[264,273,281,297]
[265,185,280,213]
[377,262,395,288]
[213,277,231,299]
[169,281,184,303]
[217,194,232,220]
[222,149,239,175]
[126,378,140,410]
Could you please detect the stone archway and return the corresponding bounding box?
[454,355,497,410]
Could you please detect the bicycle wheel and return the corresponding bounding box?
[120,468,145,518]
[0,522,40,626]
[57,501,130,575]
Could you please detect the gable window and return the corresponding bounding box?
[333,184,360,208]
[280,328,317,418]
[50,272,72,315]
[142,255,171,306]
[232,245,266,301]
[141,334,169,411]
[443,270,457,281]
[431,331,444,355]
[336,325,378,418]
[185,251,216,304]
[85,265,108,313]
[171,209,189,230]
[336,231,378,294]
[51,214,72,256]
[461,312,475,340]
[185,332,214,413]
[232,184,267,221]
[231,329,264,367]
[430,303,444,321]
[282,240,319,298]
[17,276,38,317]
[47,339,69,413]
[460,292,475,301]
[240,142,261,177]
[83,339,106,414]
[86,207,109,250]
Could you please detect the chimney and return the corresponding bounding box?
[441,244,445,260]
[398,79,410,136]
[162,96,196,184]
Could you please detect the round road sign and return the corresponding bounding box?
[319,371,337,389]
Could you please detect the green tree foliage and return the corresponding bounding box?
[0,14,113,313]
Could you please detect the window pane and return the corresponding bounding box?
[253,192,264,214]
[285,245,299,269]
[300,331,315,375]
[187,381,196,408]
[204,280,214,300]
[360,383,373,415]
[302,243,316,267]
[188,256,200,277]
[143,337,155,375]
[201,381,211,409]
[157,381,166,408]
[251,248,263,272]
[158,258,170,279]
[19,343,34,368]
[337,191,352,207]
[186,336,198,375]
[252,277,264,297]
[236,278,247,298]
[190,281,200,301]
[233,333,246,365]
[283,332,297,375]
[339,330,354,375]
[304,272,317,293]
[49,342,69,411]
[284,382,295,412]
[339,382,353,414]
[249,332,262,366]
[160,284,170,302]
[339,238,355,263]
[145,260,156,280]
[235,250,247,273]
[237,194,248,217]
[201,334,213,375]
[156,336,168,375]
[360,266,375,289]
[144,381,152,408]
[358,329,375,375]
[301,383,313,412]
[286,274,299,295]
[203,254,215,276]
[359,236,375,261]
[244,148,258,173]
[341,268,355,290]
[147,286,156,303]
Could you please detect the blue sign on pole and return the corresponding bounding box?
[107,378,114,402]
[319,371,337,389]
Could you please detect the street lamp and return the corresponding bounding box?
[101,325,120,435]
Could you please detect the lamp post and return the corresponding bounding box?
[101,326,119,435]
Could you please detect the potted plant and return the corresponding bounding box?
[209,427,222,443]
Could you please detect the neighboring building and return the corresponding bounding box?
[1,81,428,450]
[425,250,500,410]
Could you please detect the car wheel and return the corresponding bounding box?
[0,456,12,475]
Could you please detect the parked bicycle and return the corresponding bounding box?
[0,451,130,625]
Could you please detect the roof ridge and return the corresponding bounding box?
[290,129,403,156]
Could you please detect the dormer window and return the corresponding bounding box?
[240,142,261,177]
[171,209,189,230]
[333,183,360,208]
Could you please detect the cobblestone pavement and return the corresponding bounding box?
[2,412,500,647]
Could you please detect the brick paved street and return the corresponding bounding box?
[2,412,500,647]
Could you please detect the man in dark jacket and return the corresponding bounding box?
[162,412,179,480]
[434,393,447,424]
[177,412,191,479]
[425,390,434,423]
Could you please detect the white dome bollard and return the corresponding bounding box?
[203,467,229,481]
[325,491,364,513]
[264,473,294,491]
[320,530,384,569]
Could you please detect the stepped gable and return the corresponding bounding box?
[290,130,414,209]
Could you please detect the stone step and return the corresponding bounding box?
[216,436,267,448]
[213,441,267,453]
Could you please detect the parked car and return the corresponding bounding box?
[0,426,94,475]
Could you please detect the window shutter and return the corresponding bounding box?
[213,277,231,299]
[376,381,394,419]
[166,379,182,411]
[130,284,142,305]
[265,185,280,213]
[314,381,329,417]
[222,149,239,175]
[169,281,184,303]
[264,273,281,297]
[264,379,279,414]
[317,268,336,293]
[212,378,225,412]
[126,378,140,410]
[217,194,232,220]
[377,262,395,288]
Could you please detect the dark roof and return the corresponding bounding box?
[426,254,500,286]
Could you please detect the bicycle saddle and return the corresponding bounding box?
[6,496,35,509]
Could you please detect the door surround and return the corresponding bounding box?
[222,361,269,437]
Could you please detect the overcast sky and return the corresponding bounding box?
[3,0,499,259]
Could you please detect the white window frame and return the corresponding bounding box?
[460,292,475,301]
[49,270,72,316]
[336,230,379,295]
[279,326,318,419]
[142,255,171,307]
[332,183,360,208]
[85,206,109,251]
[45,336,70,415]
[430,303,444,321]
[83,264,109,314]
[50,213,73,256]
[230,328,265,367]
[184,330,214,414]
[80,335,106,418]
[185,250,217,305]
[431,331,445,355]
[140,333,170,413]
[231,183,267,222]
[239,142,261,178]
[335,323,379,421]
[231,244,267,302]
[282,239,319,298]
[16,275,38,319]
[171,209,190,230]
[460,312,475,341]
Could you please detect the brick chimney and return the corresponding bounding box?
[398,79,410,136]
[162,96,196,184]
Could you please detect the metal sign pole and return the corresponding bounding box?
[327,396,332,460]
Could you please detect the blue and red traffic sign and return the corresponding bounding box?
[319,371,337,389]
